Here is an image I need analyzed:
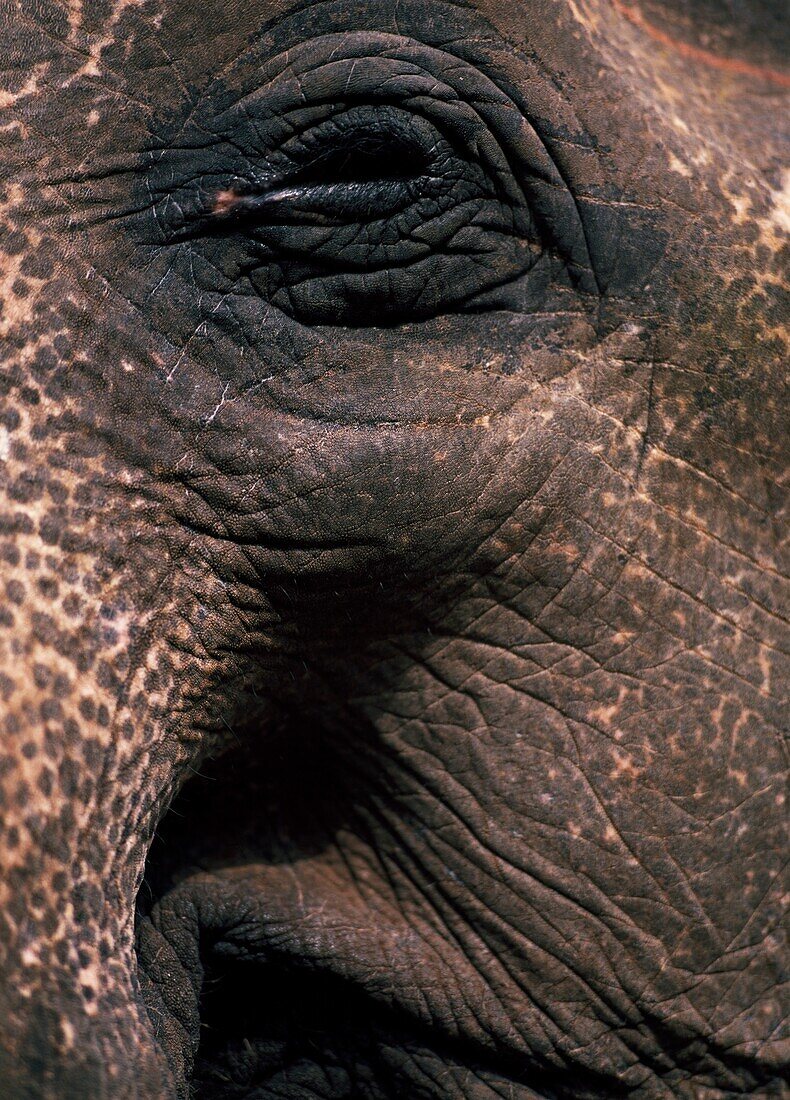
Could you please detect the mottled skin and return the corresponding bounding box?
[0,0,787,1097]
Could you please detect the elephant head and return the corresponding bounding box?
[0,0,787,1096]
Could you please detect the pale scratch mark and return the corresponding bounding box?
[344,60,358,97]
[203,383,230,425]
[165,319,208,383]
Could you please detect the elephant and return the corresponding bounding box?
[0,0,787,1095]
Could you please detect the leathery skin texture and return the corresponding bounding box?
[0,0,787,1095]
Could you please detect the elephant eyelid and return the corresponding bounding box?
[134,36,597,324]
[182,108,491,227]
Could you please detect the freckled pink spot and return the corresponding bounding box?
[212,189,242,217]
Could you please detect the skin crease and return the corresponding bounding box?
[0,0,787,1095]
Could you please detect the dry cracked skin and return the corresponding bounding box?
[0,0,787,1097]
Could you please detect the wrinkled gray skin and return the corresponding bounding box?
[0,0,788,1096]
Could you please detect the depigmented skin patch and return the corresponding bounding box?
[0,1,787,1098]
[211,188,249,217]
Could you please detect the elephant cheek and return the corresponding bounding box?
[0,548,188,1096]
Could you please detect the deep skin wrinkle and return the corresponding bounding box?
[0,1,787,1097]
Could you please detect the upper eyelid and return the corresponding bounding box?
[195,40,549,201]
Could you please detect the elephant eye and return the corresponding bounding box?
[205,109,444,228]
[142,36,591,327]
[151,104,541,326]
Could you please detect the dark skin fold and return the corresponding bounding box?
[0,1,787,1097]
